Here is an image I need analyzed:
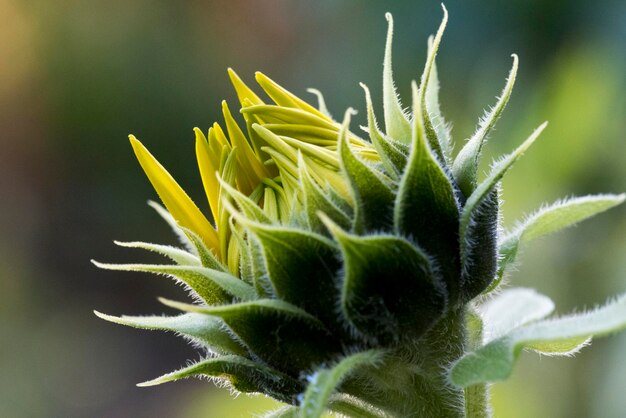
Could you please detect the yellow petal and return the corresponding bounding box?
[194,128,220,223]
[255,72,331,121]
[130,136,220,255]
[263,187,279,221]
[211,123,231,150]
[222,101,269,191]
[227,68,264,106]
[218,149,238,259]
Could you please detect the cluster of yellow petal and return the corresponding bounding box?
[129,69,377,275]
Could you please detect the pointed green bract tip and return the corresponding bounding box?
[93,310,113,321]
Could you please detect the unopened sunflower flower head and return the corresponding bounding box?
[94,6,626,418]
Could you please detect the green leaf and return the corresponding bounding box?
[113,241,200,266]
[138,355,302,404]
[459,187,499,301]
[180,227,227,271]
[241,219,342,328]
[148,200,197,255]
[300,350,385,418]
[299,153,352,234]
[322,215,446,342]
[478,288,555,343]
[450,293,626,387]
[382,13,411,143]
[394,82,461,304]
[452,54,519,197]
[460,122,546,286]
[249,236,273,298]
[94,311,247,356]
[218,177,273,224]
[423,35,452,164]
[91,262,255,304]
[263,406,299,418]
[418,4,448,162]
[338,110,395,233]
[498,194,626,277]
[228,219,253,286]
[306,88,333,120]
[161,298,341,376]
[327,396,391,418]
[361,82,407,178]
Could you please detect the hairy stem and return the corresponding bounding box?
[342,307,471,417]
[464,306,490,417]
[465,384,491,418]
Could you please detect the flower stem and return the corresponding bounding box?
[464,306,490,417]
[465,383,491,418]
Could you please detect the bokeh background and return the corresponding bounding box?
[1,0,625,417]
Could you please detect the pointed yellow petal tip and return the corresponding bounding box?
[228,68,263,106]
[129,135,140,147]
[193,127,206,141]
[129,135,147,156]
[129,134,220,255]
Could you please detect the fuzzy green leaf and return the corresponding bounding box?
[460,122,546,293]
[451,293,626,387]
[323,215,446,342]
[242,219,342,327]
[452,54,519,197]
[478,288,555,343]
[459,187,499,301]
[148,200,198,255]
[338,110,395,233]
[94,311,247,356]
[91,262,255,304]
[300,350,385,418]
[113,241,200,266]
[424,35,452,163]
[299,153,352,233]
[307,88,333,120]
[180,226,226,271]
[263,406,299,418]
[138,355,302,403]
[361,82,407,178]
[394,82,460,303]
[498,194,626,278]
[249,236,273,298]
[161,298,340,375]
[382,13,411,143]
[219,178,273,224]
[327,396,391,418]
[418,4,448,162]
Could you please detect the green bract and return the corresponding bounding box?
[95,6,626,417]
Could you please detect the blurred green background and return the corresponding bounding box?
[1,0,624,417]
